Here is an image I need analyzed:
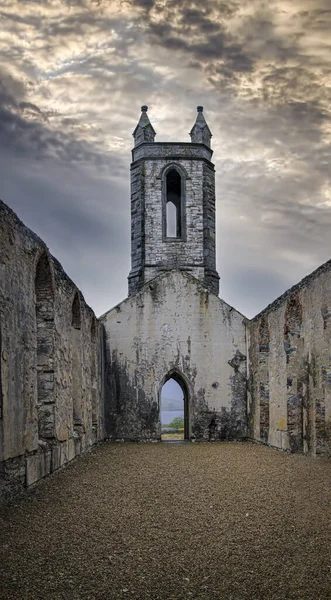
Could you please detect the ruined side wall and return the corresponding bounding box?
[102,270,247,441]
[248,262,331,455]
[0,200,103,498]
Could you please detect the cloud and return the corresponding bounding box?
[0,0,330,318]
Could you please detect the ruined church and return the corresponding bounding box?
[0,106,330,497]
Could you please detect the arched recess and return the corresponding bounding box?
[284,292,305,452]
[0,313,3,420]
[159,369,190,440]
[72,292,81,329]
[162,165,186,241]
[71,291,83,432]
[258,314,270,443]
[90,317,98,432]
[35,252,55,439]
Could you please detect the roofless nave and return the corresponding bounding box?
[0,106,330,496]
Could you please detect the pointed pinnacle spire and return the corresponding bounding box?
[189,106,212,147]
[133,105,156,147]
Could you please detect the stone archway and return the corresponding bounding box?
[159,369,190,440]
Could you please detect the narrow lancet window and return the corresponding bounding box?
[166,169,182,238]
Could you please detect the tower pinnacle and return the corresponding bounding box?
[133,105,156,147]
[190,106,212,147]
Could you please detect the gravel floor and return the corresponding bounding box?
[0,441,330,600]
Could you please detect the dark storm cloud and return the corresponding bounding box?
[128,0,252,75]
[0,68,126,172]
[0,102,121,169]
[0,71,25,107]
[19,101,44,116]
[127,0,330,115]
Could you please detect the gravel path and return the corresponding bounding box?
[0,442,330,600]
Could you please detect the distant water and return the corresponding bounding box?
[161,410,184,426]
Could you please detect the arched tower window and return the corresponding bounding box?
[163,168,185,240]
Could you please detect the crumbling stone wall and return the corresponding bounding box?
[0,200,103,498]
[248,261,331,455]
[102,270,247,442]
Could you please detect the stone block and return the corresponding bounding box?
[38,404,55,438]
[74,436,81,457]
[51,441,72,471]
[60,441,69,466]
[26,451,51,487]
[68,438,75,462]
[51,445,61,472]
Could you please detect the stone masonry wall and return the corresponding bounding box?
[248,260,331,455]
[128,142,219,297]
[0,200,103,499]
[144,159,204,271]
[102,270,247,442]
[128,161,144,294]
[202,162,219,295]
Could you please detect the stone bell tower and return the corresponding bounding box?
[128,105,220,296]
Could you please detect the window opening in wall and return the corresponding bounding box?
[160,376,188,441]
[72,292,81,329]
[166,169,182,238]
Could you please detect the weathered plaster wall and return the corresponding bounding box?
[102,270,247,442]
[0,200,103,498]
[248,261,331,455]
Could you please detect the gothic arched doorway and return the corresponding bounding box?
[159,371,189,441]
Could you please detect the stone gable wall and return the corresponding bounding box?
[102,270,247,442]
[0,201,103,499]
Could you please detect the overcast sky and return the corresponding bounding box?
[0,0,330,318]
